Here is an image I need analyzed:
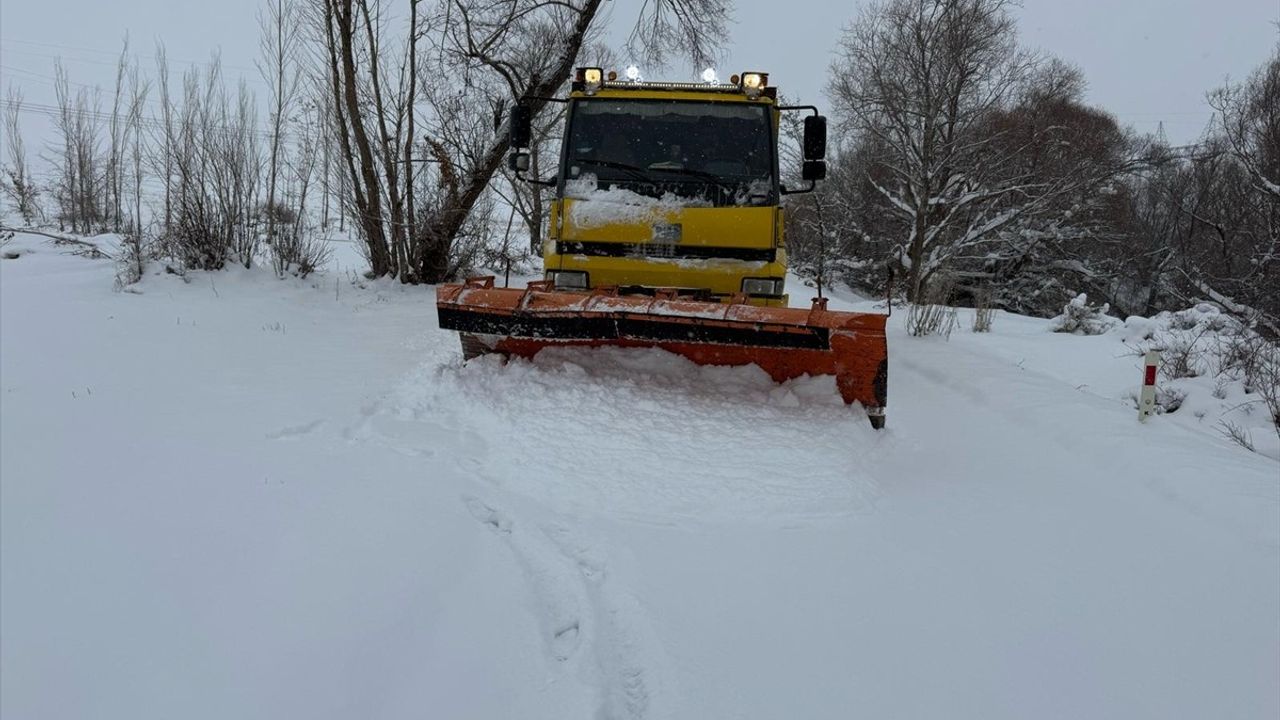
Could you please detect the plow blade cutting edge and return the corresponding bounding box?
[436,277,889,429]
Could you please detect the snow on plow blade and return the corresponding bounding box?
[436,277,889,428]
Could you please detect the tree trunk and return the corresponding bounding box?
[416,0,605,282]
[402,0,419,283]
[326,0,392,275]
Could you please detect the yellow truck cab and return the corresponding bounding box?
[508,68,828,308]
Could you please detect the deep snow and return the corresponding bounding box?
[2,231,1277,719]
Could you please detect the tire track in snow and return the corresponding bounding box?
[463,495,656,719]
[265,418,327,440]
[345,354,665,718]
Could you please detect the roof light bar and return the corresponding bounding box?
[570,67,775,98]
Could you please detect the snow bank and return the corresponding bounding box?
[1112,304,1280,460]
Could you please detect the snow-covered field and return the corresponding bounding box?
[2,231,1277,719]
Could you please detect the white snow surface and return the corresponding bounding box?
[2,231,1278,719]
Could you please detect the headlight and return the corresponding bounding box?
[548,270,588,289]
[577,67,603,93]
[740,71,768,98]
[741,277,783,296]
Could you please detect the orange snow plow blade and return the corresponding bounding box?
[436,277,889,428]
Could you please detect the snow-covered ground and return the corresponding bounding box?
[2,231,1277,719]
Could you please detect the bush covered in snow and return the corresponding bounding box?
[1050,294,1118,335]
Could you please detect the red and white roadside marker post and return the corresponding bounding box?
[1139,350,1160,422]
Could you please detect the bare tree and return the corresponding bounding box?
[1212,44,1280,203]
[404,0,422,253]
[318,87,335,230]
[311,0,600,281]
[1,87,41,225]
[308,75,343,232]
[165,60,265,270]
[153,44,178,233]
[626,0,730,69]
[106,36,132,232]
[271,95,332,277]
[314,0,398,276]
[829,0,1129,302]
[259,0,306,247]
[116,59,152,286]
[964,61,1142,311]
[1198,43,1280,332]
[50,62,107,234]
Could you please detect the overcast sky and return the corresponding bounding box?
[2,0,1277,150]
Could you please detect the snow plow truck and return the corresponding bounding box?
[436,68,890,428]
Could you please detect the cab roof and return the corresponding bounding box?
[569,80,778,104]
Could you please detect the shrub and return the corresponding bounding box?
[907,276,959,338]
[1159,329,1210,380]
[271,226,331,279]
[972,287,996,333]
[1051,293,1117,335]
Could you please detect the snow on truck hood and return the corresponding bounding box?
[563,178,712,228]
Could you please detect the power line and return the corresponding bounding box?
[1,97,286,141]
[0,37,262,77]
[0,64,178,120]
[3,37,153,59]
[0,50,272,96]
[1,64,149,96]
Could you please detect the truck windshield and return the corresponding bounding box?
[562,98,776,207]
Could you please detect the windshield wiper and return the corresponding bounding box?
[572,158,651,182]
[572,160,763,203]
[646,166,738,194]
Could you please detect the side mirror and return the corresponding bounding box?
[508,151,530,172]
[803,115,827,161]
[509,102,532,149]
[802,160,827,181]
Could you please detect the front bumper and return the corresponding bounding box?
[546,250,790,307]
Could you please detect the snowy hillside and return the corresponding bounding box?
[2,231,1277,719]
